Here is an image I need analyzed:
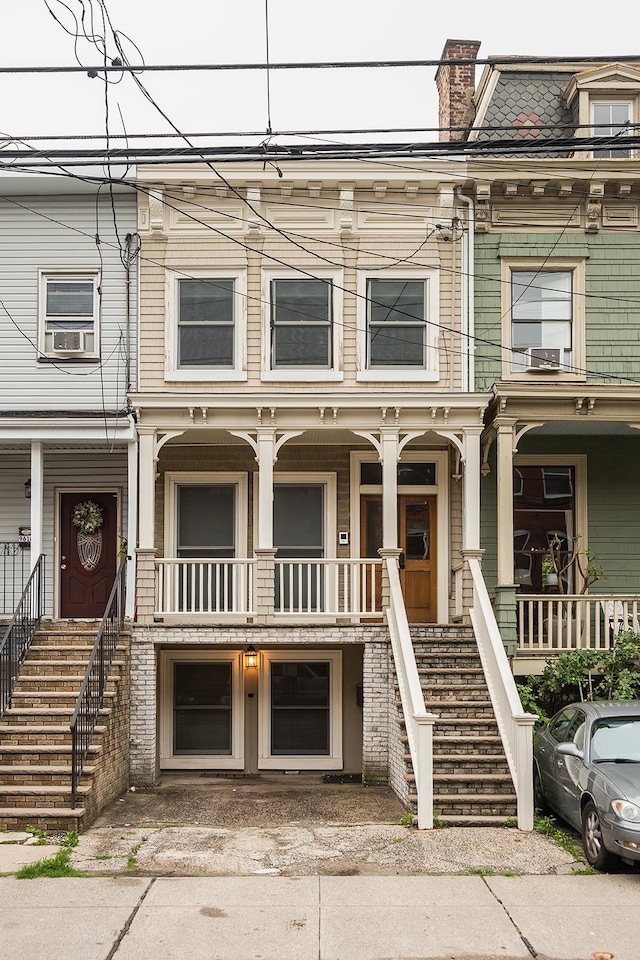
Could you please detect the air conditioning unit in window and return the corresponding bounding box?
[525,347,562,372]
[52,330,84,353]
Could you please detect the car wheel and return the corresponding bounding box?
[533,766,546,812]
[581,801,617,871]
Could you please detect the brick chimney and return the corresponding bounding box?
[435,39,481,142]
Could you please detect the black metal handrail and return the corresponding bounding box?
[1,541,30,617]
[70,559,127,808]
[0,555,45,719]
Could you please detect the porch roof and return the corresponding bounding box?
[484,381,640,430]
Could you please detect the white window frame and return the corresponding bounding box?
[356,268,440,382]
[261,268,344,382]
[39,270,100,360]
[159,649,245,769]
[258,649,343,770]
[164,472,249,558]
[500,258,586,381]
[590,99,633,158]
[253,472,337,560]
[165,268,247,382]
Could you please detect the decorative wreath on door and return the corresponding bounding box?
[72,500,104,571]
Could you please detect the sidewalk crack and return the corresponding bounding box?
[482,877,537,959]
[105,877,155,959]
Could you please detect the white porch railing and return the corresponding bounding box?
[156,559,256,616]
[468,557,537,831]
[274,559,382,618]
[517,594,640,654]
[385,557,437,830]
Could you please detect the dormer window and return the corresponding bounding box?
[592,101,631,158]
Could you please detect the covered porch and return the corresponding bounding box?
[133,393,489,627]
[482,383,640,669]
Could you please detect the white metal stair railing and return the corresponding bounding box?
[467,557,537,831]
[384,557,437,829]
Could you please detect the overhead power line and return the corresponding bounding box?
[1,53,640,74]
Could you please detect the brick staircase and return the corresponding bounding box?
[397,626,518,826]
[0,621,129,833]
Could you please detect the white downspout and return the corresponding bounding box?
[455,187,475,392]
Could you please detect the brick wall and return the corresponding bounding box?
[129,623,392,787]
[435,40,481,142]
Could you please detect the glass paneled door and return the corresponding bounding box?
[360,494,436,622]
[177,484,235,612]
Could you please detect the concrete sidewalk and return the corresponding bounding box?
[1,873,640,960]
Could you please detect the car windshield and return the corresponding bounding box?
[591,717,640,763]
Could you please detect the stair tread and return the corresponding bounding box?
[439,815,515,826]
[0,806,85,817]
[432,792,517,800]
[0,765,95,775]
[0,784,90,795]
[0,744,101,753]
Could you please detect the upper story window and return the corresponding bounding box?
[592,100,632,157]
[39,272,99,359]
[271,279,332,368]
[262,269,343,382]
[502,260,585,380]
[357,270,439,382]
[165,269,247,382]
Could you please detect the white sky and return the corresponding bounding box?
[0,0,637,145]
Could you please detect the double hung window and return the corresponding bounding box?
[592,101,632,158]
[510,270,573,372]
[270,279,333,368]
[166,270,246,381]
[40,272,99,358]
[367,278,427,368]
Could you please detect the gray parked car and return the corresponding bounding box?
[533,700,640,870]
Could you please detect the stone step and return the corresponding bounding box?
[0,745,102,765]
[0,807,85,832]
[28,644,126,659]
[438,815,515,827]
[0,724,106,745]
[10,690,116,709]
[415,793,518,817]
[404,753,511,774]
[20,660,125,676]
[0,765,95,786]
[13,676,119,693]
[0,784,90,808]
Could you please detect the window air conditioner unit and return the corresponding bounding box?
[525,347,562,372]
[52,330,84,353]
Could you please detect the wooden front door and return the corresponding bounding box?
[361,494,436,623]
[59,491,118,618]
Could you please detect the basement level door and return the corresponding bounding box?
[361,494,436,623]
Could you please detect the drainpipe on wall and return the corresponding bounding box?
[455,187,475,392]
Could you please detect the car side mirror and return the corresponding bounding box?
[556,742,584,760]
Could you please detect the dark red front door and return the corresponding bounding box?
[59,492,118,618]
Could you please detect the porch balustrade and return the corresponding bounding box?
[156,559,256,617]
[516,594,640,653]
[154,557,382,620]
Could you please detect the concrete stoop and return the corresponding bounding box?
[0,620,130,833]
[396,625,518,826]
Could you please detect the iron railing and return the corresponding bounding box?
[1,541,30,616]
[70,559,127,808]
[0,555,45,719]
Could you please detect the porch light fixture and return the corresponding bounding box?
[24,479,31,499]
[244,645,258,669]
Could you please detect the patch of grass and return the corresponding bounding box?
[465,867,495,876]
[503,817,518,829]
[396,810,413,826]
[16,832,84,880]
[534,812,585,861]
[432,812,446,829]
[571,865,598,875]
[24,825,49,846]
[126,835,148,870]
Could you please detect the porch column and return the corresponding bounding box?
[29,441,43,569]
[136,427,157,625]
[495,421,517,654]
[255,429,277,623]
[380,429,400,549]
[460,427,484,623]
[125,438,138,619]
